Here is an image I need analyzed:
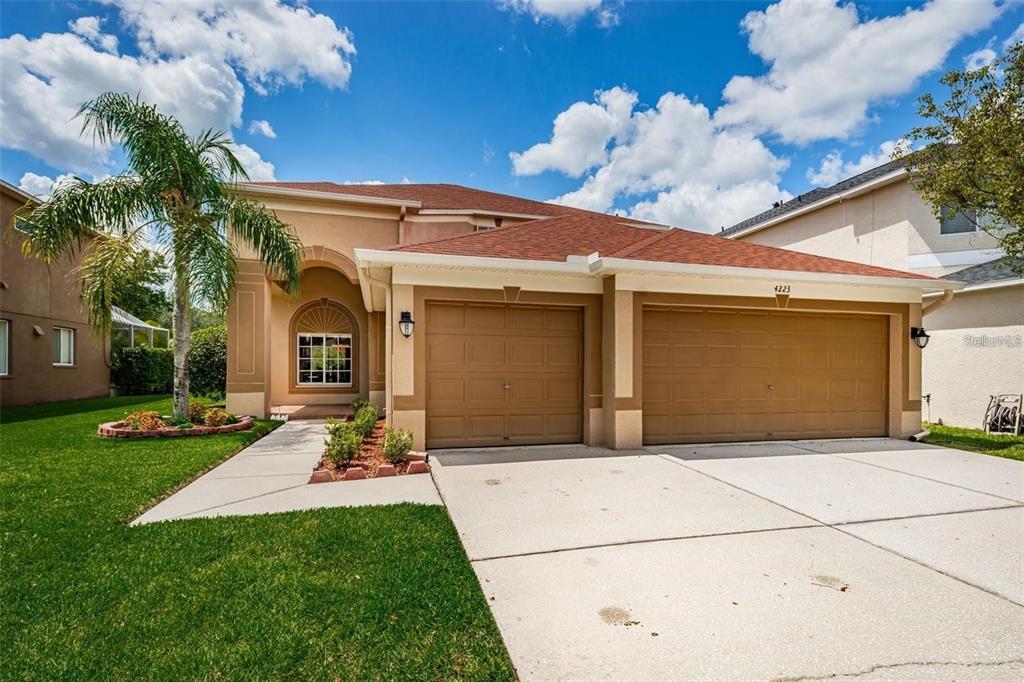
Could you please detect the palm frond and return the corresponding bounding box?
[76,226,148,333]
[218,196,303,294]
[193,129,249,182]
[10,175,154,264]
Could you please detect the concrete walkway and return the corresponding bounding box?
[432,439,1024,681]
[133,420,441,525]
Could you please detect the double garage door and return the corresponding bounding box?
[643,307,889,444]
[423,302,888,448]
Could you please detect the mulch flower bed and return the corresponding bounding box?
[98,415,254,438]
[311,418,429,483]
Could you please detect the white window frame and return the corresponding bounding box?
[296,333,352,387]
[0,319,9,376]
[53,326,75,367]
[939,206,980,236]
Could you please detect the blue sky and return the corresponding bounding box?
[1,0,1021,231]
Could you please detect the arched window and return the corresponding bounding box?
[292,300,356,387]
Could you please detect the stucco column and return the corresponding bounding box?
[226,260,272,418]
[389,283,425,450]
[602,276,643,449]
[901,302,924,437]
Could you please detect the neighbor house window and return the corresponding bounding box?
[297,334,352,386]
[0,320,9,376]
[939,206,978,234]
[53,327,75,366]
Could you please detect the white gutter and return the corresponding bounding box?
[231,183,423,209]
[354,248,962,292]
[726,168,908,240]
[922,290,955,316]
[923,278,1023,297]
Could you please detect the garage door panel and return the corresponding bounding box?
[467,305,507,331]
[426,336,466,366]
[426,302,583,449]
[643,307,888,444]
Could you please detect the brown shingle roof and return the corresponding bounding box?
[392,213,937,281]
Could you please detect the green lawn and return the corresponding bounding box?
[0,396,514,680]
[923,422,1024,461]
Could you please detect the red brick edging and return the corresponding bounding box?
[97,416,255,438]
[309,457,431,484]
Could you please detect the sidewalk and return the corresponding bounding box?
[133,420,441,525]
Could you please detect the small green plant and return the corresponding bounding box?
[324,418,363,468]
[202,408,231,427]
[187,401,208,424]
[350,398,373,414]
[381,426,414,465]
[353,403,379,438]
[124,411,167,431]
[172,417,194,429]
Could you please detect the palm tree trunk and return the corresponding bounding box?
[172,269,191,421]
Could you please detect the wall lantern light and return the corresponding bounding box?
[399,311,415,338]
[910,326,930,350]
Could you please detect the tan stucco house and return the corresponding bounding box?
[723,159,1023,429]
[226,182,958,450]
[0,180,110,407]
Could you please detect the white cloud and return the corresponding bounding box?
[499,0,615,25]
[1005,23,1024,50]
[714,0,1002,143]
[17,172,76,201]
[342,180,386,185]
[514,89,790,231]
[248,119,277,139]
[807,139,904,186]
[510,86,636,176]
[68,16,118,53]
[230,143,276,181]
[0,1,354,175]
[965,42,997,70]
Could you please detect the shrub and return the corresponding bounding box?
[187,325,227,399]
[381,426,414,465]
[353,403,379,438]
[324,418,363,468]
[111,346,173,395]
[202,407,230,427]
[124,411,167,431]
[187,401,209,423]
[350,398,373,415]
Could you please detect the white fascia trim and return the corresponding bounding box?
[923,278,1023,297]
[726,168,908,240]
[354,248,593,275]
[597,257,960,292]
[355,248,961,292]
[906,248,1005,269]
[231,184,422,209]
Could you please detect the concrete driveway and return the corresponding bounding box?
[430,439,1024,681]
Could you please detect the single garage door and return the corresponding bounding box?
[643,307,888,444]
[425,301,583,448]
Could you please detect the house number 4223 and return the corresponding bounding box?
[774,284,791,294]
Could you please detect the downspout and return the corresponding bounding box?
[922,289,954,316]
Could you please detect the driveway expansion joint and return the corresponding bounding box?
[772,657,1024,682]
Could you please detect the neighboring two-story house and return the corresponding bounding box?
[723,160,1023,429]
[226,181,953,451]
[0,180,110,407]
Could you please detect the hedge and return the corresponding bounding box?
[187,325,227,399]
[111,346,174,395]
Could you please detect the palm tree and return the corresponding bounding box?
[12,92,302,420]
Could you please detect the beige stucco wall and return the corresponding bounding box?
[740,182,911,271]
[922,286,1024,428]
[739,180,1001,275]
